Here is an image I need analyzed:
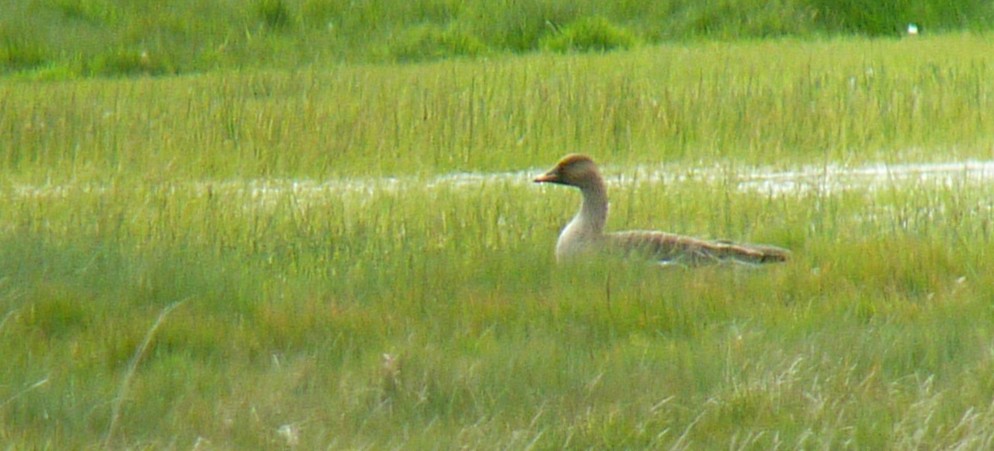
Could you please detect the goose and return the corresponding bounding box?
[534,154,790,266]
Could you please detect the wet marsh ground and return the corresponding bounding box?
[2,34,994,448]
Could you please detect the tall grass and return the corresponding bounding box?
[2,36,994,447]
[2,166,993,447]
[3,34,994,183]
[3,0,993,74]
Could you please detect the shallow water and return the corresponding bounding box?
[8,160,994,202]
[725,160,994,196]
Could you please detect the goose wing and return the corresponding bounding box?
[608,231,790,266]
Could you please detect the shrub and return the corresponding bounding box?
[541,16,638,53]
[389,24,487,62]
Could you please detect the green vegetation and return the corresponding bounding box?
[3,159,994,448]
[3,34,994,182]
[389,24,488,62]
[541,16,639,53]
[3,0,994,76]
[3,32,994,447]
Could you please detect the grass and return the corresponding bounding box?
[2,171,993,448]
[540,16,639,53]
[3,34,994,183]
[3,0,994,74]
[2,34,994,448]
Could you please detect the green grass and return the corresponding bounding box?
[540,16,639,53]
[3,35,994,448]
[2,0,994,74]
[3,171,993,448]
[3,34,994,183]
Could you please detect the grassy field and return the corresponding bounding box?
[3,34,994,448]
[4,0,994,75]
[4,33,994,182]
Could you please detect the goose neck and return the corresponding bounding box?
[577,180,608,234]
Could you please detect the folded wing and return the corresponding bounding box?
[608,231,790,266]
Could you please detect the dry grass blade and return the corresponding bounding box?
[103,298,190,447]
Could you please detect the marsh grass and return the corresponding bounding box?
[388,24,488,62]
[2,167,994,448]
[4,0,994,73]
[3,36,994,447]
[3,34,994,183]
[540,16,639,53]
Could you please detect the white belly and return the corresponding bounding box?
[555,218,601,261]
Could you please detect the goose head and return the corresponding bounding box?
[534,154,602,189]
